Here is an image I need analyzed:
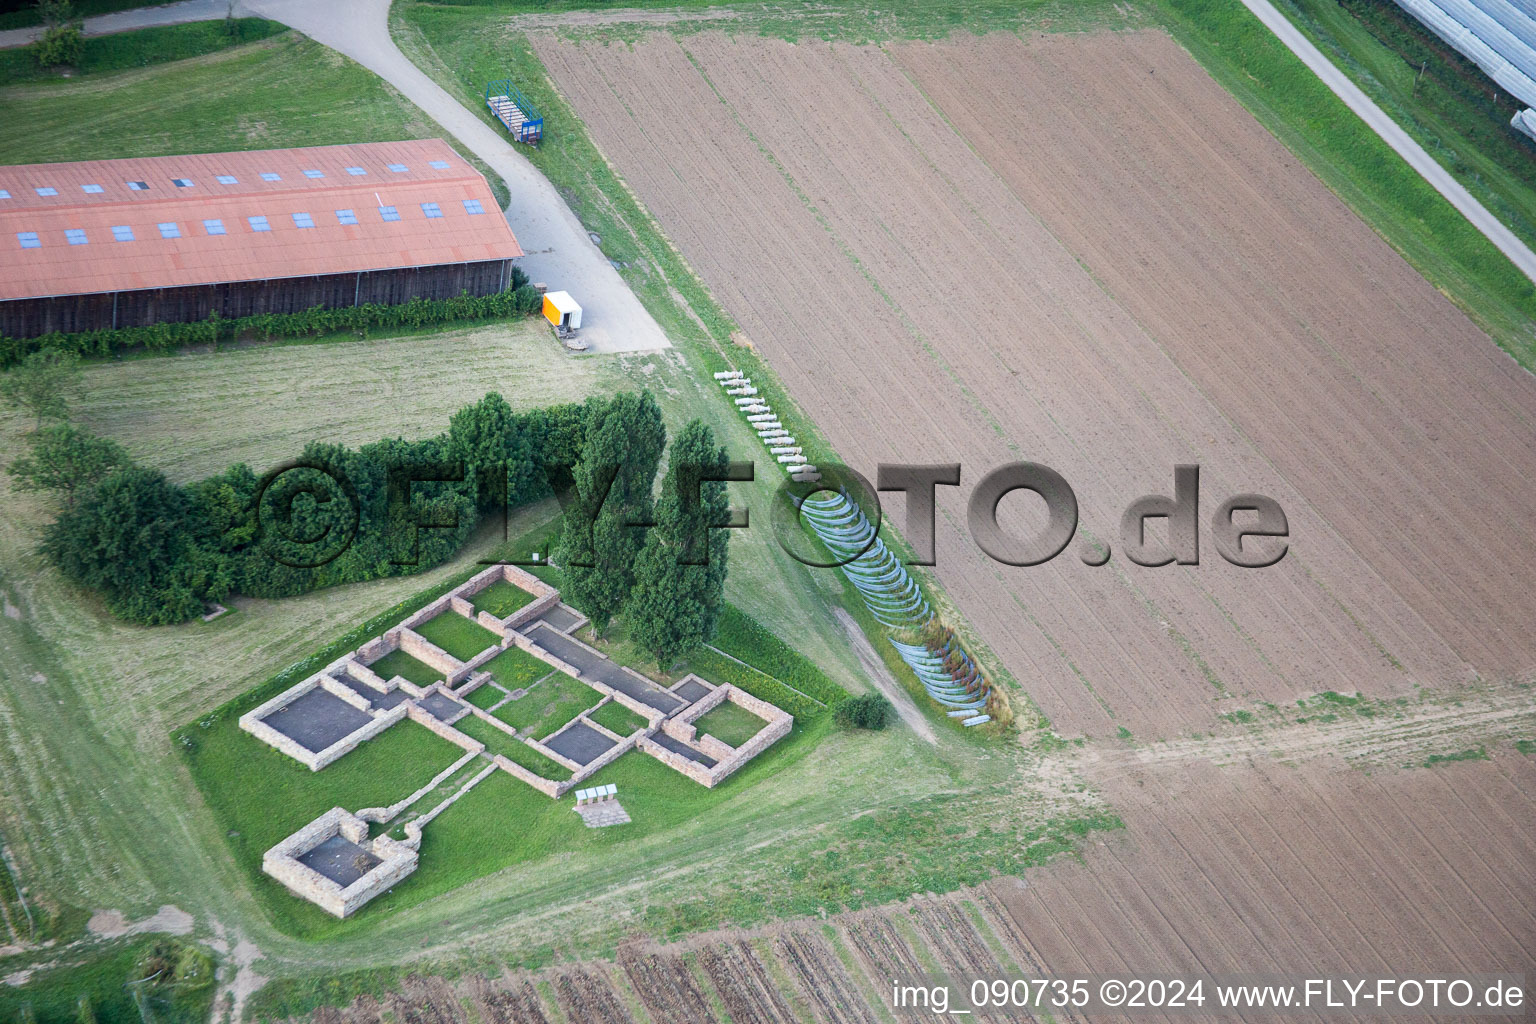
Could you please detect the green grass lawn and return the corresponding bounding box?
[491,673,600,739]
[413,612,501,662]
[587,700,649,737]
[470,579,538,620]
[178,718,464,936]
[172,522,861,940]
[463,680,507,710]
[0,19,287,85]
[692,701,769,748]
[368,648,443,688]
[452,714,570,780]
[480,645,553,690]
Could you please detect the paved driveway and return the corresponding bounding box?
[3,0,673,353]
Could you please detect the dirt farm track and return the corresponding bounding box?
[537,28,1536,741]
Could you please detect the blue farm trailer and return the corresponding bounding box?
[485,80,543,145]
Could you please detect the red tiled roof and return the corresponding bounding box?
[0,140,521,301]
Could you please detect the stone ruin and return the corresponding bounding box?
[240,563,792,917]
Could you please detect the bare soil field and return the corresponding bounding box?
[533,28,1536,741]
[988,753,1536,1021]
[311,749,1532,1024]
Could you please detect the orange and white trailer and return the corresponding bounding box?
[542,290,581,331]
[541,290,584,349]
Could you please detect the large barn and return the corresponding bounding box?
[0,139,522,338]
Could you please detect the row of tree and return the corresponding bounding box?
[5,357,733,656]
[556,391,733,669]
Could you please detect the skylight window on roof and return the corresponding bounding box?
[462,198,485,215]
[260,172,281,182]
[421,202,443,219]
[335,209,358,225]
[387,164,408,173]
[345,166,366,176]
[0,190,9,199]
[428,160,451,169]
[379,205,400,222]
[292,212,315,228]
[216,175,238,184]
[17,232,40,249]
[203,219,226,236]
[81,184,104,194]
[34,187,57,196]
[158,222,181,239]
[248,215,271,232]
[65,229,88,246]
[127,181,149,191]
[302,169,324,179]
[112,225,134,242]
[173,178,194,188]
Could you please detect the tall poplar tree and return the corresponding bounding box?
[557,391,665,633]
[627,420,731,669]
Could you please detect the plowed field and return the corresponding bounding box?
[534,28,1536,740]
[324,751,1533,1023]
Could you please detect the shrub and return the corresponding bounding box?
[35,390,599,625]
[0,276,539,368]
[32,0,82,69]
[835,692,895,731]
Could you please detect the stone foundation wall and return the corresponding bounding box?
[565,729,637,784]
[319,674,374,713]
[707,697,793,786]
[636,736,715,786]
[262,808,419,919]
[477,609,511,636]
[491,754,564,798]
[505,590,558,631]
[678,679,731,721]
[309,704,410,771]
[694,732,736,762]
[722,684,788,724]
[355,631,399,666]
[399,629,463,677]
[339,836,417,917]
[407,702,484,753]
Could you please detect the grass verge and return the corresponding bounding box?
[0,939,215,1024]
[0,19,287,84]
[587,699,648,736]
[368,648,443,688]
[480,645,551,689]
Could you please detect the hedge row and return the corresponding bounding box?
[711,604,849,706]
[0,283,542,367]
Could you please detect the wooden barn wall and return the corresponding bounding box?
[0,260,513,338]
